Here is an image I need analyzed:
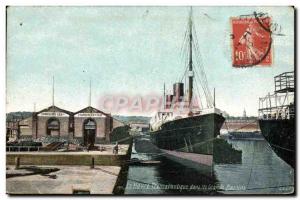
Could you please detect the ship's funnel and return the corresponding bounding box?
[173,83,184,103]
[165,94,173,109]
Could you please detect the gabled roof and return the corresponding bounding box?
[37,105,73,115]
[73,106,109,116]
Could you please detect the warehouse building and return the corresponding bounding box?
[14,78,125,144]
[73,106,123,144]
[31,105,73,139]
[18,105,124,144]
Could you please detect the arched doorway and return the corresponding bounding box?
[83,118,96,147]
[46,118,60,136]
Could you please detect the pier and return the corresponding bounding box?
[6,144,132,195]
[7,165,121,194]
[7,145,129,166]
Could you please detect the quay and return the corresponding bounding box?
[6,144,132,195]
[7,165,121,194]
[7,145,129,166]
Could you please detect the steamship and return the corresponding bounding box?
[258,72,295,168]
[149,8,240,174]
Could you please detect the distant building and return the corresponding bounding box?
[6,114,28,141]
[130,122,150,132]
[243,108,247,118]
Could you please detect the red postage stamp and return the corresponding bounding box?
[231,16,272,67]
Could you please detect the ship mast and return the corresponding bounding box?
[52,76,55,107]
[163,82,166,109]
[188,8,193,107]
[89,79,92,107]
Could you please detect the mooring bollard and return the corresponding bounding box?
[90,157,95,169]
[15,157,20,170]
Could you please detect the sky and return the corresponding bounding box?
[6,6,294,116]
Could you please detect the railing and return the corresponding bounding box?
[274,71,294,93]
[258,92,294,120]
[6,146,42,152]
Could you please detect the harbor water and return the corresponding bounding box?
[125,135,294,195]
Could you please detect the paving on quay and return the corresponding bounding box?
[6,165,121,194]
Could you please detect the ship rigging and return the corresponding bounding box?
[164,8,215,114]
[149,7,239,175]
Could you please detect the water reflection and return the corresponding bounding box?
[215,140,294,194]
[125,138,294,195]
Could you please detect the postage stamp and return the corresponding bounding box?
[231,14,272,67]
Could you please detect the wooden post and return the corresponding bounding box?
[91,157,95,169]
[15,157,20,170]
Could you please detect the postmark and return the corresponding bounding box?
[231,13,272,67]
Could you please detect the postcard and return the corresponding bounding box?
[6,6,295,195]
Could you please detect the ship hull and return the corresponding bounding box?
[151,113,225,154]
[258,119,295,168]
[150,113,225,175]
[159,149,214,176]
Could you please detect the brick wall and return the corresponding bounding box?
[36,116,70,138]
[74,116,107,139]
[19,110,124,142]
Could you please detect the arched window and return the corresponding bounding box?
[84,119,96,130]
[47,118,60,136]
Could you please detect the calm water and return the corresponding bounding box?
[125,138,294,195]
